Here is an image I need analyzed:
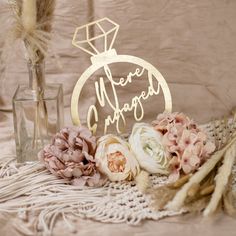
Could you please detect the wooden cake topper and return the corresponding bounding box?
[71,18,172,135]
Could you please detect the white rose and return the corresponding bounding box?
[129,123,169,175]
[95,134,140,181]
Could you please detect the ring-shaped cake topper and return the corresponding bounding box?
[71,18,172,135]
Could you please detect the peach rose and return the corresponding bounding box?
[95,134,140,181]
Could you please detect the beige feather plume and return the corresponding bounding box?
[9,0,55,64]
[21,0,37,33]
[203,144,236,216]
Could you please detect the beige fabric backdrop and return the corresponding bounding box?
[0,1,236,235]
[1,0,236,127]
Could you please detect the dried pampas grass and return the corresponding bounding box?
[7,0,56,152]
[222,175,236,217]
[151,173,213,213]
[184,196,211,213]
[21,0,37,32]
[166,148,225,211]
[135,170,150,193]
[203,144,236,216]
[150,186,178,211]
[9,0,55,64]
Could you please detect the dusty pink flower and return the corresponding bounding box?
[168,156,181,181]
[153,111,192,134]
[38,126,107,187]
[178,129,199,150]
[162,124,184,150]
[181,146,201,174]
[152,112,215,181]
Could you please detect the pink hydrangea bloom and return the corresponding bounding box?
[38,126,107,187]
[153,112,215,181]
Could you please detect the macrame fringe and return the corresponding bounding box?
[0,159,109,235]
[1,121,236,235]
[0,158,181,235]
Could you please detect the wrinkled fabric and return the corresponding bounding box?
[1,0,236,235]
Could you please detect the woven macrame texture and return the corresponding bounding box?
[0,121,235,235]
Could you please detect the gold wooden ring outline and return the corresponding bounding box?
[71,54,172,132]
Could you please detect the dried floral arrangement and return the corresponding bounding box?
[9,0,56,149]
[0,111,235,234]
[151,113,236,217]
[0,11,235,234]
[38,111,236,217]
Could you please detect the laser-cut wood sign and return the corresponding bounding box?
[71,18,172,135]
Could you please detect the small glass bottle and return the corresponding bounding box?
[13,61,64,163]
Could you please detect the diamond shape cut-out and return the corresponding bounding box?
[72,17,119,56]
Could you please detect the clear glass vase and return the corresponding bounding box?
[13,61,64,163]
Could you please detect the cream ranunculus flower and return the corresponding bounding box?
[95,134,140,181]
[129,123,170,175]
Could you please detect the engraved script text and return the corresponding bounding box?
[87,65,161,134]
